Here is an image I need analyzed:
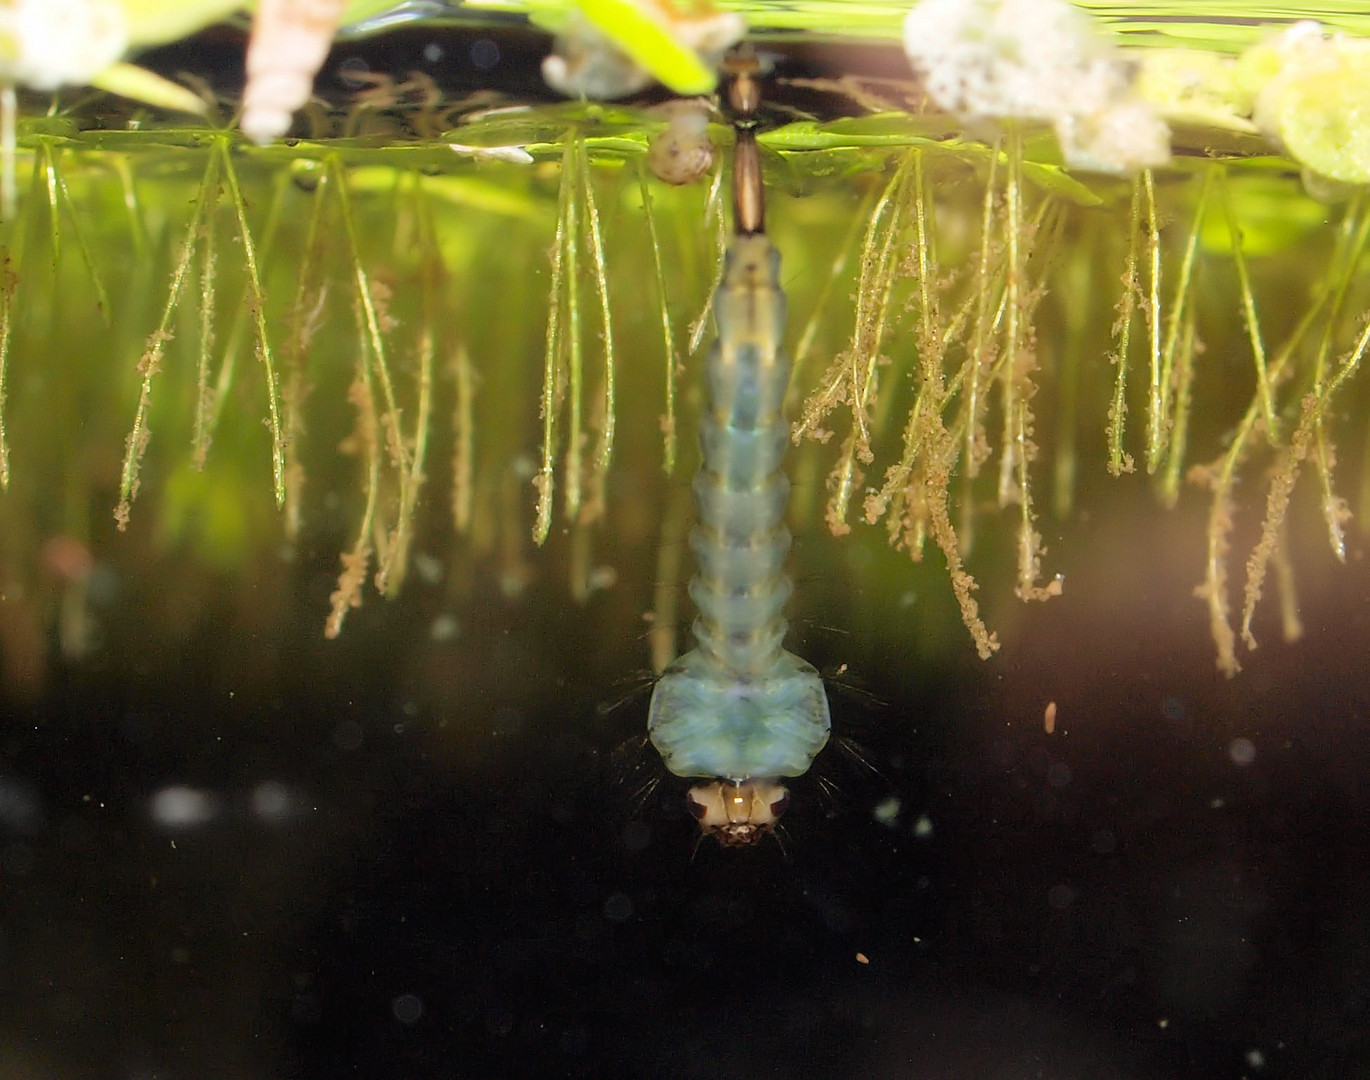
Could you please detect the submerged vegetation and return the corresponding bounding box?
[1,15,1369,676]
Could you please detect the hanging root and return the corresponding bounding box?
[0,253,14,490]
[452,343,476,536]
[638,161,679,475]
[222,143,287,506]
[117,150,221,530]
[578,137,616,527]
[533,138,575,546]
[325,328,382,640]
[1106,174,1141,477]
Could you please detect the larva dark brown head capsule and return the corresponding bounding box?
[686,779,790,846]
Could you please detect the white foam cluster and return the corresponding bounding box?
[0,0,127,91]
[903,0,1170,173]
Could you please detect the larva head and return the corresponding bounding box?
[686,779,789,846]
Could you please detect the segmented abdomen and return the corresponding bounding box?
[690,234,794,675]
[647,234,830,782]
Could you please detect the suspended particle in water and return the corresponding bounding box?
[602,892,634,922]
[470,37,500,71]
[1228,737,1257,767]
[1043,700,1057,734]
[873,795,902,827]
[251,780,294,823]
[391,993,424,1025]
[149,785,218,829]
[0,776,42,835]
[428,612,461,643]
[332,720,365,751]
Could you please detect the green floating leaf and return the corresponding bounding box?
[575,0,721,96]
[762,119,1103,206]
[90,63,207,116]
[1275,62,1370,185]
[523,135,646,160]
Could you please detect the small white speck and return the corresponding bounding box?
[913,814,934,839]
[1245,1048,1265,1070]
[873,796,902,826]
[1210,797,1226,810]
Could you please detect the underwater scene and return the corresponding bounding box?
[1,1,1369,1076]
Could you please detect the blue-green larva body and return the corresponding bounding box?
[648,233,831,784]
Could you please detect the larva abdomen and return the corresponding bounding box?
[699,417,787,487]
[691,471,788,538]
[648,231,830,785]
[688,574,793,632]
[688,526,790,587]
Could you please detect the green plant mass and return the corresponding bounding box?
[1,3,1368,677]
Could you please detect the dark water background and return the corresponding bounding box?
[1,487,1367,1080]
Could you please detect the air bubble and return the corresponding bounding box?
[392,993,424,1024]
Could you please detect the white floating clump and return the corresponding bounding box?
[0,0,127,90]
[902,0,1170,173]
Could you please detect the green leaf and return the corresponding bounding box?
[574,0,720,96]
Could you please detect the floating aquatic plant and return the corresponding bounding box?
[0,6,1368,677]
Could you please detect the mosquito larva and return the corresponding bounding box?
[241,0,346,144]
[646,52,830,846]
